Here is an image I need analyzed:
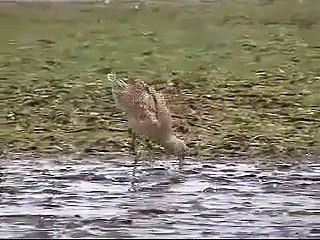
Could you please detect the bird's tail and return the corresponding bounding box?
[107,72,128,109]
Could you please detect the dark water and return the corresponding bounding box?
[0,154,319,238]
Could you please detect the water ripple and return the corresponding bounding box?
[0,155,319,238]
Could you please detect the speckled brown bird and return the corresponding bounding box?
[107,72,186,160]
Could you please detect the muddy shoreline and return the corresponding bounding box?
[1,0,319,159]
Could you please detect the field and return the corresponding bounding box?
[0,0,319,159]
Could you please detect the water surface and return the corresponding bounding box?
[0,154,319,238]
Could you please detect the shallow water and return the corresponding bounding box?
[0,154,319,238]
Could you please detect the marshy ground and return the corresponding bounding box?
[0,0,319,159]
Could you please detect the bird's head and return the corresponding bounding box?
[163,135,187,159]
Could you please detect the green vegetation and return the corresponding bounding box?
[0,0,319,159]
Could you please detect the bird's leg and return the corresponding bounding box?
[132,132,136,154]
[128,128,136,155]
[145,138,154,162]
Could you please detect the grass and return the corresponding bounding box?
[0,0,319,159]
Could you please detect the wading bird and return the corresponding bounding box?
[107,72,186,162]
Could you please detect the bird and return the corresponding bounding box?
[107,72,187,161]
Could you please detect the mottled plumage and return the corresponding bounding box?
[107,72,186,159]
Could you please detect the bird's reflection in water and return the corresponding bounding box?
[128,155,186,193]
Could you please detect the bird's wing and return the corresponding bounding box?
[147,87,173,133]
